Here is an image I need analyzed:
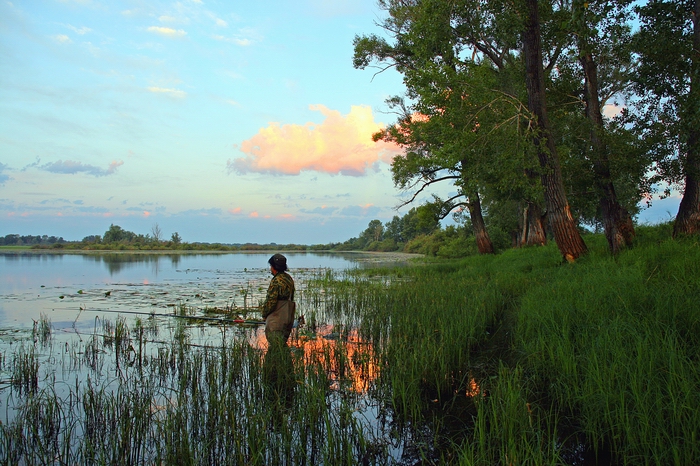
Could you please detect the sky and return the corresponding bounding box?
[0,0,680,245]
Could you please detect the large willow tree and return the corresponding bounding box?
[633,0,700,237]
[355,0,591,260]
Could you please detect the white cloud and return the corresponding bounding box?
[147,87,187,98]
[52,34,72,44]
[211,34,252,46]
[207,12,227,27]
[67,25,91,35]
[603,104,624,119]
[147,26,187,38]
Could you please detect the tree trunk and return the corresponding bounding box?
[522,0,588,262]
[518,201,547,246]
[580,51,635,253]
[673,0,700,237]
[466,191,495,254]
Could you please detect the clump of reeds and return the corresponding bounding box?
[11,344,39,396]
[32,313,52,345]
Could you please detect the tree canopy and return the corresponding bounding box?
[354,0,699,259]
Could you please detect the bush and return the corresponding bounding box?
[436,236,477,258]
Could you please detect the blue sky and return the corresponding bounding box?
[0,0,679,245]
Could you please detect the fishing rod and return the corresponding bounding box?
[80,307,265,325]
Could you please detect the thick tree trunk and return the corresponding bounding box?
[518,201,547,246]
[673,0,700,237]
[466,191,494,254]
[522,0,588,261]
[580,52,635,253]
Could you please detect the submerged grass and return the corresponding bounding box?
[1,224,698,464]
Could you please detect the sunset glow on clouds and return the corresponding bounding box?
[228,105,403,176]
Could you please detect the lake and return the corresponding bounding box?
[0,250,430,464]
[0,250,407,331]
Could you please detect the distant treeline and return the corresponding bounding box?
[2,202,672,258]
[0,201,549,257]
[1,234,66,246]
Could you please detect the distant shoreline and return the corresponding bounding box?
[0,248,423,261]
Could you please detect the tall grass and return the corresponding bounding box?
[517,234,700,464]
[2,224,698,464]
[1,315,396,464]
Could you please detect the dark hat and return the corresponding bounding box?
[268,253,288,271]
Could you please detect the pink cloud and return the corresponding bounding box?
[249,211,259,218]
[143,211,151,217]
[228,105,403,176]
[228,207,243,215]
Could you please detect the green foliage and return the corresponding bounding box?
[0,234,66,246]
[631,0,700,191]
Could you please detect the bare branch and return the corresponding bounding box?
[397,175,461,208]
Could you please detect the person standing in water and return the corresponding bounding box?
[261,254,296,408]
[261,253,296,344]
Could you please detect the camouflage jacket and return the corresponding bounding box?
[261,271,295,319]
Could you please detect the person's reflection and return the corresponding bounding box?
[262,335,295,416]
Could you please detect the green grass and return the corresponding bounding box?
[2,223,698,464]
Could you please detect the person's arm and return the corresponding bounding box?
[261,276,281,319]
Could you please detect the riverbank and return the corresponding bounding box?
[341,224,700,464]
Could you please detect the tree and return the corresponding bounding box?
[355,0,592,259]
[569,0,637,253]
[633,0,700,237]
[361,220,385,244]
[102,224,137,244]
[354,0,523,255]
[171,232,182,245]
[522,0,588,261]
[103,224,127,243]
[384,215,405,243]
[151,223,163,243]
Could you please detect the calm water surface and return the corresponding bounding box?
[0,251,435,464]
[0,251,387,330]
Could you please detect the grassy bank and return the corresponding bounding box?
[334,223,699,464]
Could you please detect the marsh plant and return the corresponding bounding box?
[32,313,51,346]
[2,225,699,464]
[1,313,408,464]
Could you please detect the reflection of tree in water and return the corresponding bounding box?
[82,253,184,275]
[1,252,64,262]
